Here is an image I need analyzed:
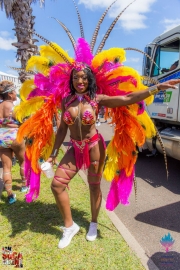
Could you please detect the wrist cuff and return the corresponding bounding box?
[148,85,159,95]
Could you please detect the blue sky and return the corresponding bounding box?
[0,0,180,76]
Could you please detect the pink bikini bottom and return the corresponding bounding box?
[68,132,106,170]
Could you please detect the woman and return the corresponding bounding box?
[12,3,180,247]
[47,66,180,248]
[0,81,28,204]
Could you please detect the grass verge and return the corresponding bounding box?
[0,149,145,270]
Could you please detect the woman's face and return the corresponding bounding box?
[72,70,89,94]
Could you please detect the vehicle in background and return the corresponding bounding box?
[142,25,180,160]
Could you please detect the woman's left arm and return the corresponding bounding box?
[98,79,180,108]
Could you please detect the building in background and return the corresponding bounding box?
[0,71,21,94]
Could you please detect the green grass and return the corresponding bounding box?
[0,150,145,270]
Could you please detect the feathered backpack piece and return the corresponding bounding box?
[14,0,163,209]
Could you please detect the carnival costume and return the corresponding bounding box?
[0,92,20,148]
[13,0,165,210]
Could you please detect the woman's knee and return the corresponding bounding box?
[88,182,101,193]
[51,179,67,194]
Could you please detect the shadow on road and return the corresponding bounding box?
[148,251,180,270]
[135,201,180,233]
[136,150,180,195]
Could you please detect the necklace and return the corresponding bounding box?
[75,92,88,142]
[75,91,88,102]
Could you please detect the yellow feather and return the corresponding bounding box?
[41,133,55,161]
[137,111,156,138]
[19,79,35,101]
[145,95,154,106]
[40,43,74,64]
[92,48,126,68]
[128,105,156,138]
[26,56,50,75]
[14,97,44,123]
[103,140,119,181]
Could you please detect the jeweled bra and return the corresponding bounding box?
[63,94,98,126]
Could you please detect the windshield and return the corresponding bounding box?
[151,39,179,77]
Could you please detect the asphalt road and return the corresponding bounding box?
[63,120,180,270]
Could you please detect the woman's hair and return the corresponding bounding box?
[69,67,97,99]
[0,80,14,100]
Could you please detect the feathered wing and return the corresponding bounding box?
[17,98,57,203]
[92,47,156,210]
[15,43,74,203]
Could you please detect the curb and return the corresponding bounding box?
[61,144,159,270]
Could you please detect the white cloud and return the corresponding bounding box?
[162,19,180,32]
[78,0,157,30]
[0,34,16,50]
[0,31,11,37]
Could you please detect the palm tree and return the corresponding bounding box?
[0,0,43,81]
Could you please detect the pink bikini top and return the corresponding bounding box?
[63,94,98,126]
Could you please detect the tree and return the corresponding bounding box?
[0,0,43,82]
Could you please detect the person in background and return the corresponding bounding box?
[169,60,179,71]
[0,81,27,204]
[162,60,179,73]
[95,113,101,127]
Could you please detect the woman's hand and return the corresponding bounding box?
[157,79,180,91]
[46,157,56,165]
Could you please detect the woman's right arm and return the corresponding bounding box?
[49,99,68,159]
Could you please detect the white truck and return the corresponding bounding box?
[142,25,180,160]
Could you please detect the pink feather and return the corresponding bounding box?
[75,38,93,66]
[25,169,41,203]
[106,168,135,211]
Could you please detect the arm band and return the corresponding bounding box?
[148,85,159,95]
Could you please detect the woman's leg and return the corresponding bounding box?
[0,149,13,197]
[11,140,27,191]
[86,138,106,241]
[51,147,78,227]
[51,147,80,248]
[88,139,106,222]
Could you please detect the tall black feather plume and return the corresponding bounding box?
[124,47,159,70]
[141,76,159,85]
[95,0,136,55]
[51,17,76,50]
[72,0,85,38]
[90,0,117,53]
[7,66,36,75]
[16,26,72,65]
